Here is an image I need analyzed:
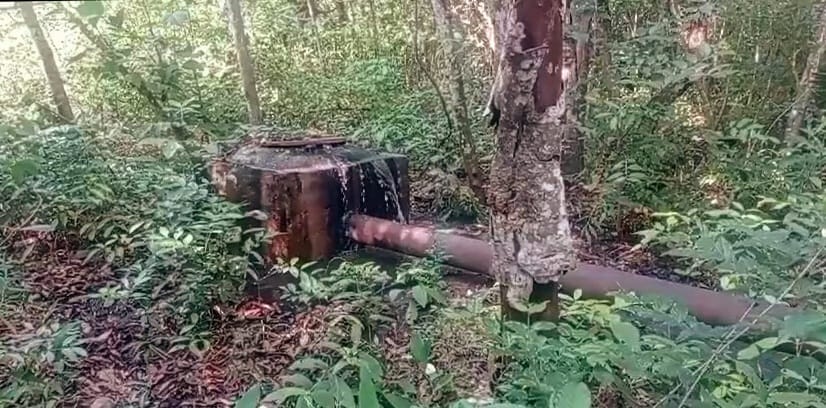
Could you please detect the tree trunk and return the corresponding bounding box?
[488,0,576,321]
[226,0,264,125]
[474,0,498,71]
[786,2,826,140]
[18,2,74,123]
[430,0,485,202]
[561,0,595,177]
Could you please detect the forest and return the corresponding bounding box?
[2,0,826,407]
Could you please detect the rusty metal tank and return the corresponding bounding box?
[210,133,409,263]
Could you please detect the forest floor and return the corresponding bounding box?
[2,209,691,408]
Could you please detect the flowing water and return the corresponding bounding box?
[329,146,406,223]
[367,159,406,223]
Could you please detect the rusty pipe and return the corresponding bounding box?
[347,214,792,328]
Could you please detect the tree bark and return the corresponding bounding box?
[227,0,264,125]
[18,2,75,123]
[488,0,576,321]
[430,0,485,202]
[475,0,498,70]
[561,0,594,177]
[786,2,826,140]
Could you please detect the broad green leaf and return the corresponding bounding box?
[780,311,826,342]
[572,288,583,300]
[10,159,39,184]
[383,392,414,408]
[738,337,780,360]
[737,345,760,360]
[311,390,336,408]
[262,387,309,403]
[531,321,557,332]
[182,59,203,71]
[358,351,383,380]
[556,382,591,408]
[410,332,431,363]
[77,1,105,22]
[358,365,380,408]
[753,337,779,349]
[235,384,261,408]
[162,140,183,159]
[281,373,313,389]
[412,285,428,307]
[424,286,447,304]
[333,375,355,408]
[296,396,312,408]
[610,320,641,350]
[527,301,550,315]
[768,392,823,405]
[397,379,417,395]
[388,288,405,301]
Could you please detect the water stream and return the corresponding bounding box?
[367,158,406,223]
[330,146,406,223]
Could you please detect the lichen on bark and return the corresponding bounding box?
[488,0,576,319]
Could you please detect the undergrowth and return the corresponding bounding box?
[0,124,263,405]
[2,0,826,406]
[237,256,826,408]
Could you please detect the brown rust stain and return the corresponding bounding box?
[299,172,336,260]
[514,0,564,113]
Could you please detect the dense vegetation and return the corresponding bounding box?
[1,0,826,407]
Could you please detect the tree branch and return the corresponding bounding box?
[58,2,163,113]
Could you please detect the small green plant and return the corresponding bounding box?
[234,312,414,408]
[283,258,447,326]
[0,125,265,352]
[0,322,86,407]
[88,262,154,307]
[638,118,826,296]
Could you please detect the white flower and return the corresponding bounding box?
[425,363,437,375]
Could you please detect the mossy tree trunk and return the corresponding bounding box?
[488,0,577,322]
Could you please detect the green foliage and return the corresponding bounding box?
[0,322,85,407]
[5,0,826,406]
[254,346,386,408]
[488,293,826,408]
[0,125,262,333]
[252,258,449,407]
[282,257,446,326]
[638,118,826,295]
